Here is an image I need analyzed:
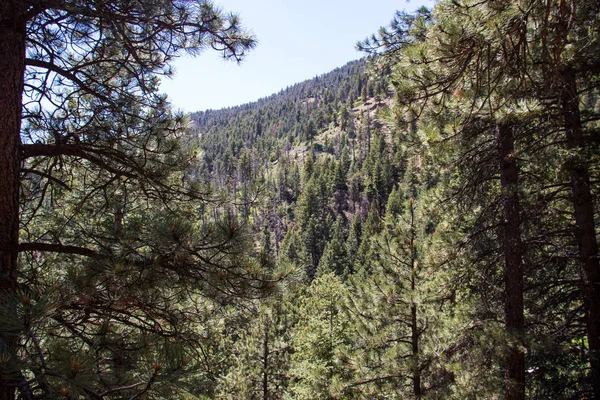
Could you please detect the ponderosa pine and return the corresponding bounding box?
[0,1,259,397]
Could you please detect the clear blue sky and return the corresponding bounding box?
[160,0,434,112]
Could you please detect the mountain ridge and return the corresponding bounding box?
[187,57,393,185]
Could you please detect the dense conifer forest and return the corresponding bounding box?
[1,0,599,399]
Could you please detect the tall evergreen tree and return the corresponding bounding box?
[354,202,383,274]
[0,1,260,397]
[360,3,544,397]
[344,198,452,399]
[288,275,351,399]
[317,217,350,279]
[361,0,600,395]
[537,2,600,393]
[218,298,294,400]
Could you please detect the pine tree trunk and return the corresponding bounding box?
[411,302,421,399]
[559,67,600,398]
[0,3,26,399]
[497,122,525,400]
[409,202,422,399]
[262,321,269,400]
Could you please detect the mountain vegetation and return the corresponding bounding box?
[1,0,599,399]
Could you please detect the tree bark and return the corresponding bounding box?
[0,2,27,399]
[262,320,269,400]
[560,67,600,399]
[409,201,422,399]
[497,122,525,400]
[411,301,421,399]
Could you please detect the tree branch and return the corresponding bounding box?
[25,58,114,105]
[21,168,70,189]
[18,242,99,258]
[21,143,138,178]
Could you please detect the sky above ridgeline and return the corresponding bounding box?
[160,0,434,113]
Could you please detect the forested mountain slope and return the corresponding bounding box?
[185,56,447,399]
[4,0,599,398]
[187,58,404,271]
[189,58,391,186]
[183,2,600,397]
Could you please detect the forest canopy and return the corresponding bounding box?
[1,0,599,399]
[0,1,268,398]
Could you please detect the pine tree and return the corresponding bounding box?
[346,216,362,271]
[385,185,404,219]
[1,1,260,397]
[343,198,452,398]
[317,217,350,279]
[287,274,351,399]
[218,297,294,400]
[354,202,382,274]
[294,176,329,278]
[539,3,600,393]
[305,118,317,145]
[359,4,539,397]
[364,1,600,399]
[260,223,274,269]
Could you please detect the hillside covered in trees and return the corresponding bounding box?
[1,0,599,399]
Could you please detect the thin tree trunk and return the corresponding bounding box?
[0,3,26,399]
[411,300,421,399]
[409,201,422,399]
[497,122,525,400]
[560,67,600,398]
[262,320,269,400]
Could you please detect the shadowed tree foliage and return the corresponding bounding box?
[0,1,272,398]
[359,0,600,397]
